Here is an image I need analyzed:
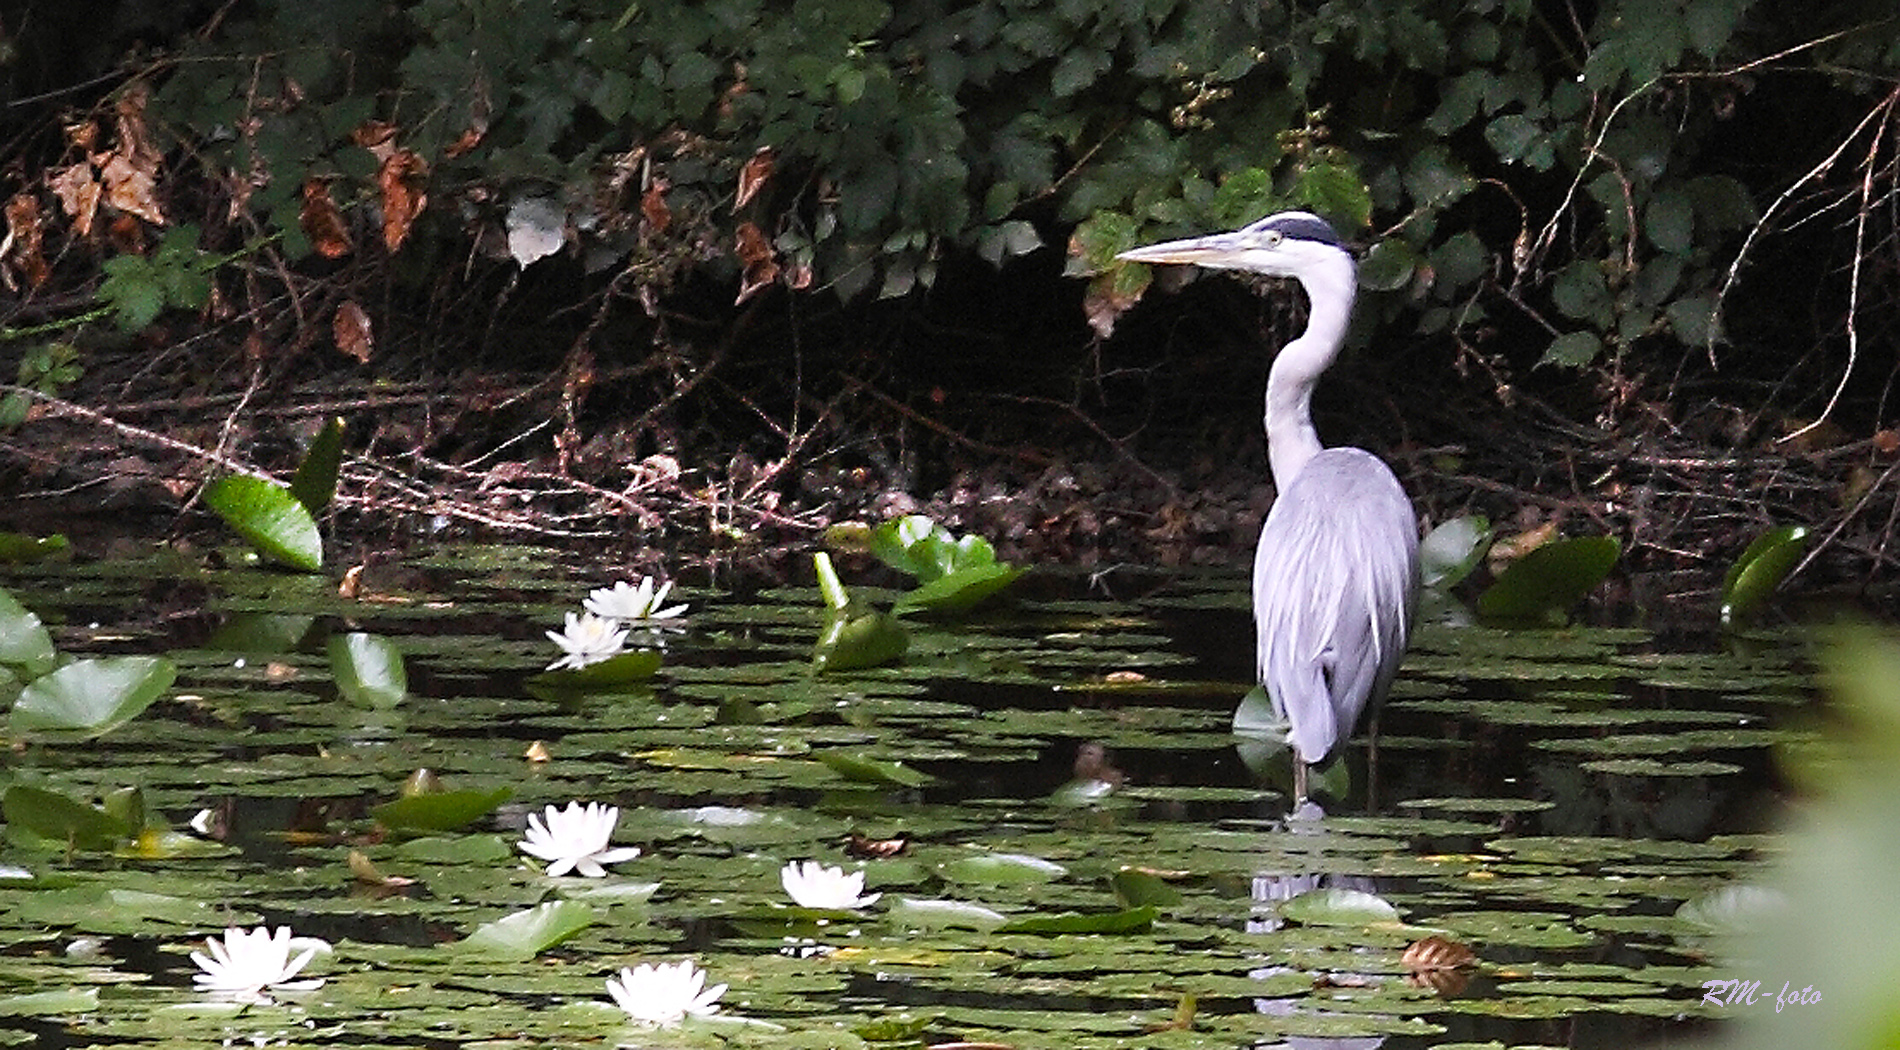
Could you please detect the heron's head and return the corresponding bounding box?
[1115,211,1350,281]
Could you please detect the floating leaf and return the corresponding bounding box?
[1278,887,1402,925]
[995,905,1156,935]
[1232,685,1286,737]
[815,751,934,788]
[371,786,512,833]
[1476,535,1621,623]
[885,897,1008,931]
[1,784,131,849]
[530,649,664,690]
[1420,515,1493,589]
[894,563,1025,615]
[289,416,346,515]
[460,901,600,958]
[202,474,323,572]
[10,656,174,738]
[1720,525,1807,627]
[0,988,98,1017]
[869,516,1018,601]
[812,608,908,672]
[1109,869,1183,908]
[329,632,407,708]
[940,852,1068,886]
[0,587,56,678]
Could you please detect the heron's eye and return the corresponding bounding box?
[1261,231,1284,248]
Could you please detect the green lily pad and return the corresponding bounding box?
[329,632,408,708]
[994,905,1157,935]
[460,901,600,959]
[289,416,346,515]
[1232,685,1286,736]
[202,474,323,572]
[869,515,1024,610]
[371,785,512,833]
[1420,515,1493,589]
[1721,525,1807,627]
[0,988,98,1017]
[939,852,1068,885]
[0,588,56,678]
[10,655,174,738]
[0,532,71,565]
[894,563,1026,615]
[1,784,132,849]
[886,897,1009,931]
[1278,887,1402,925]
[815,751,934,787]
[1109,869,1183,908]
[812,608,908,672]
[530,649,664,690]
[1477,535,1621,623]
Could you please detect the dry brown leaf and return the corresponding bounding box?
[525,740,552,762]
[105,213,144,255]
[333,300,374,363]
[640,177,671,235]
[735,146,774,210]
[299,179,353,259]
[100,152,165,226]
[734,221,778,304]
[376,149,429,252]
[3,193,49,290]
[352,120,401,163]
[844,833,908,859]
[443,126,485,158]
[1873,429,1899,456]
[1401,935,1477,972]
[113,84,162,172]
[1487,520,1558,572]
[48,162,102,236]
[1081,270,1142,340]
[338,564,365,598]
[66,119,100,153]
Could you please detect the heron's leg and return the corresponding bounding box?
[1292,760,1310,806]
[1367,707,1383,810]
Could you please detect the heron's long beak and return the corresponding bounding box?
[1115,232,1250,268]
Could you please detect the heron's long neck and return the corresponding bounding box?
[1264,254,1356,490]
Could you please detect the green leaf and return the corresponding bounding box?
[97,256,166,331]
[371,786,512,833]
[1720,526,1808,627]
[1358,238,1419,293]
[812,608,908,672]
[1477,536,1622,623]
[0,532,71,565]
[289,417,346,515]
[329,632,408,708]
[894,563,1025,615]
[1,785,131,849]
[10,656,174,738]
[995,905,1156,934]
[814,551,851,611]
[202,474,324,572]
[1419,515,1494,589]
[460,901,601,959]
[940,852,1067,885]
[814,751,935,788]
[885,897,1008,931]
[1231,685,1286,737]
[530,649,665,691]
[1279,887,1401,925]
[1645,186,1696,256]
[1551,260,1613,327]
[1109,869,1183,908]
[0,988,98,1017]
[1540,331,1603,369]
[0,588,56,678]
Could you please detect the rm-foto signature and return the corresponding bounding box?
[1703,979,1822,1012]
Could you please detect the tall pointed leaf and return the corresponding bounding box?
[1721,526,1808,627]
[203,475,323,572]
[329,632,408,708]
[0,588,56,678]
[289,416,346,515]
[460,901,601,959]
[1476,535,1621,623]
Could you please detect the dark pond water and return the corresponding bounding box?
[0,544,1812,1048]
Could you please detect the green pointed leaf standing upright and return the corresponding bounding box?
[329,632,407,708]
[1721,525,1808,627]
[10,656,174,738]
[460,901,601,959]
[202,474,323,572]
[371,786,512,833]
[1,785,132,850]
[1419,515,1493,589]
[289,416,346,515]
[0,588,56,679]
[1476,535,1621,624]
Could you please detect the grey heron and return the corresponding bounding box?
[1117,211,1420,803]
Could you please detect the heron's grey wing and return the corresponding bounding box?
[1253,448,1419,766]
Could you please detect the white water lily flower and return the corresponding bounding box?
[584,577,689,621]
[605,959,727,1027]
[518,801,641,877]
[780,860,881,909]
[544,611,629,670]
[190,925,326,1002]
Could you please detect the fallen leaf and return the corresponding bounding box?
[734,221,778,304]
[338,564,364,598]
[444,126,485,158]
[844,833,908,859]
[640,177,670,235]
[376,149,428,252]
[735,147,774,210]
[1874,429,1899,456]
[3,193,49,290]
[48,162,102,236]
[352,120,401,163]
[525,740,552,762]
[100,152,164,226]
[333,300,374,363]
[1401,935,1477,972]
[300,179,353,258]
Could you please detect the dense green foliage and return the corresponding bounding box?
[109,0,1896,378]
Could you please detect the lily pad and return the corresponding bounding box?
[994,905,1157,935]
[1420,515,1493,589]
[886,897,1009,931]
[371,786,513,833]
[0,532,70,565]
[460,901,600,958]
[530,649,664,690]
[1109,869,1183,908]
[1,784,131,849]
[0,588,56,678]
[895,563,1027,615]
[1477,535,1621,623]
[289,416,346,515]
[815,751,934,787]
[1720,525,1807,627]
[329,632,408,708]
[939,852,1068,885]
[9,655,174,738]
[1277,887,1402,925]
[812,608,908,672]
[202,474,323,572]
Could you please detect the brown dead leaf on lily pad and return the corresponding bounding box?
[1401,935,1477,995]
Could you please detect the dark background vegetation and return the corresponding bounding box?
[0,0,1896,593]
